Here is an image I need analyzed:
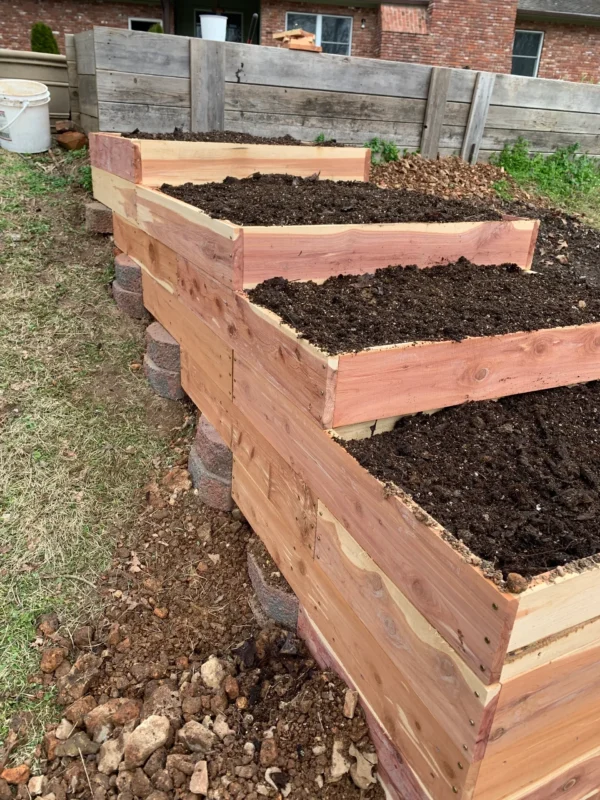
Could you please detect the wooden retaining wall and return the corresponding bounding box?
[73,26,600,162]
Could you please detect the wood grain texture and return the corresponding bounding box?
[74,30,96,75]
[93,27,190,78]
[232,460,473,799]
[78,74,98,118]
[509,563,600,652]
[113,214,177,292]
[89,133,141,183]
[190,38,225,132]
[181,348,234,446]
[96,69,190,107]
[232,357,518,684]
[241,219,538,287]
[491,71,600,114]
[91,167,136,220]
[178,261,338,426]
[315,504,499,753]
[136,186,242,287]
[461,72,496,164]
[136,140,370,185]
[507,746,600,800]
[333,320,600,426]
[421,67,452,159]
[474,643,600,800]
[98,101,190,134]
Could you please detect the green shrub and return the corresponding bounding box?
[148,22,164,33]
[314,133,326,144]
[365,137,399,164]
[30,22,59,54]
[490,137,600,203]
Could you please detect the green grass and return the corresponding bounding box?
[0,150,169,758]
[491,137,600,223]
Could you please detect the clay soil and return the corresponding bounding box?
[248,258,600,353]
[160,174,501,226]
[344,381,600,581]
[126,129,342,146]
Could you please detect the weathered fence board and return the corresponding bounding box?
[190,38,225,132]
[96,70,190,107]
[420,67,452,158]
[94,27,190,78]
[461,72,496,163]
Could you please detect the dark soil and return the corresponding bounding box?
[344,382,600,580]
[160,173,502,226]
[126,128,343,146]
[248,258,600,353]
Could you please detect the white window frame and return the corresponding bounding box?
[285,11,353,55]
[512,29,544,77]
[128,17,163,30]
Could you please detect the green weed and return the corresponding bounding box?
[365,137,399,164]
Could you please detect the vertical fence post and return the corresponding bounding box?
[461,71,496,164]
[65,33,81,126]
[190,38,226,132]
[420,67,452,159]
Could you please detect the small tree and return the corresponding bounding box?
[148,22,164,33]
[31,22,60,54]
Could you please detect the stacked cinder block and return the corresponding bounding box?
[188,415,233,512]
[143,322,184,401]
[112,253,149,321]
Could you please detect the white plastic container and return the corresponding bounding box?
[200,15,228,41]
[0,78,51,154]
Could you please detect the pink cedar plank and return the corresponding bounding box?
[89,133,141,183]
[333,321,600,426]
[507,747,600,800]
[240,219,539,287]
[232,356,518,684]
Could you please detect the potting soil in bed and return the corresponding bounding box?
[344,382,600,580]
[160,173,502,225]
[248,258,600,353]
[126,128,343,146]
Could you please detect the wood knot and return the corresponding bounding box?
[474,367,489,382]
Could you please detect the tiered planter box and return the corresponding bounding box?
[92,148,600,800]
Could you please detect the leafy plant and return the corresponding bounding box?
[490,137,600,203]
[365,137,399,164]
[314,133,326,144]
[148,22,164,33]
[493,178,513,202]
[77,164,93,193]
[31,22,59,54]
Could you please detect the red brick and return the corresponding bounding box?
[114,253,142,293]
[145,321,180,372]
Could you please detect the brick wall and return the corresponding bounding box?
[259,0,380,58]
[0,0,161,53]
[516,19,600,82]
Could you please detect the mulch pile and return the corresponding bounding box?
[125,130,342,147]
[160,173,501,226]
[344,381,600,582]
[0,445,382,800]
[248,257,600,353]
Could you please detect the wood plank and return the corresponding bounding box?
[96,70,190,108]
[178,262,338,425]
[232,461,474,799]
[181,348,234,446]
[232,423,317,554]
[91,167,136,220]
[461,72,496,164]
[223,41,477,103]
[78,73,98,118]
[135,186,242,287]
[89,133,141,183]
[315,504,499,752]
[474,643,600,800]
[241,218,538,288]
[492,71,600,114]
[509,563,600,652]
[232,357,518,684]
[136,139,370,185]
[486,104,600,136]
[480,126,600,156]
[79,113,99,134]
[113,214,177,292]
[74,30,96,75]
[421,67,452,159]
[97,102,190,134]
[507,746,600,800]
[93,27,190,78]
[190,38,225,132]
[333,320,600,427]
[65,33,76,62]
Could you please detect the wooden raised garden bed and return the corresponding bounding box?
[92,147,600,800]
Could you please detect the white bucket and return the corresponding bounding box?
[0,79,51,154]
[200,15,228,41]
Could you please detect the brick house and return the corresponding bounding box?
[1,0,598,82]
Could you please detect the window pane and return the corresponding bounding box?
[322,41,350,55]
[512,56,538,77]
[321,16,351,44]
[286,13,317,34]
[513,31,542,57]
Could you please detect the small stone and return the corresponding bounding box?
[130,769,152,798]
[40,648,65,673]
[73,626,95,648]
[166,754,195,777]
[28,776,46,796]
[343,689,358,719]
[264,768,290,797]
[143,748,166,778]
[107,623,121,647]
[43,731,59,761]
[213,714,234,740]
[147,794,169,800]
[97,736,126,775]
[55,718,75,740]
[143,685,181,728]
[54,660,71,680]
[151,770,172,793]
[37,613,60,637]
[224,675,239,700]
[56,653,101,705]
[236,696,248,710]
[279,633,299,656]
[578,299,587,309]
[506,572,529,594]
[65,695,96,724]
[207,554,221,565]
[259,738,278,767]
[181,696,202,716]
[0,779,11,800]
[1,766,30,786]
[348,744,377,790]
[329,740,351,782]
[153,608,169,620]
[189,761,208,795]
[55,731,100,758]
[124,717,171,768]
[200,656,226,690]
[85,699,142,742]
[177,721,217,754]
[243,742,255,757]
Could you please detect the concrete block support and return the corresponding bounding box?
[188,414,233,512]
